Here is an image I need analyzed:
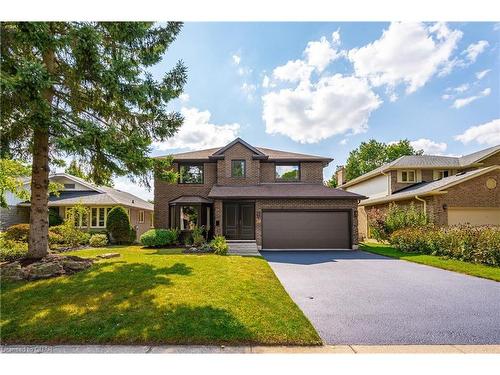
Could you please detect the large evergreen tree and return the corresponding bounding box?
[1,22,187,259]
[345,139,423,181]
[65,159,114,187]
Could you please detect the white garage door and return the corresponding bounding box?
[448,208,500,226]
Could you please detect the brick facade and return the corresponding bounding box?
[154,161,217,228]
[154,141,361,248]
[216,143,260,185]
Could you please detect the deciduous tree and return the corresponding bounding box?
[345,139,423,181]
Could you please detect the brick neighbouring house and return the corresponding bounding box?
[337,145,500,239]
[154,138,365,250]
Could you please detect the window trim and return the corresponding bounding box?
[138,210,145,223]
[178,163,204,184]
[231,159,246,178]
[150,212,154,228]
[275,163,301,182]
[88,206,112,228]
[399,169,416,183]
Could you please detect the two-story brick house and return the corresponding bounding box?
[337,145,500,239]
[154,138,364,250]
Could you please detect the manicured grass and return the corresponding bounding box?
[361,242,500,282]
[0,246,320,345]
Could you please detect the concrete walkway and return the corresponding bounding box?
[2,344,500,354]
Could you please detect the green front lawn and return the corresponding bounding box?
[1,246,320,345]
[361,242,500,282]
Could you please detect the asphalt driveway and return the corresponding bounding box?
[262,250,500,345]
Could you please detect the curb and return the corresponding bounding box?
[2,344,500,354]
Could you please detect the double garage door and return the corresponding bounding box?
[262,210,351,250]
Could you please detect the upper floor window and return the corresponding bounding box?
[231,160,246,177]
[275,164,300,181]
[64,183,75,189]
[399,170,416,183]
[179,163,204,184]
[434,170,451,180]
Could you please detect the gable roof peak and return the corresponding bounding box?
[211,137,267,158]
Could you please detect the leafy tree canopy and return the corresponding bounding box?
[345,139,423,181]
[0,158,62,208]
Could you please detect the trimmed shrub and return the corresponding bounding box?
[51,224,90,247]
[89,234,108,247]
[210,235,228,256]
[48,210,63,226]
[4,224,30,242]
[389,225,500,266]
[106,206,133,244]
[0,237,28,261]
[140,229,179,247]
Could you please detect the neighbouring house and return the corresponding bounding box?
[154,138,364,250]
[338,145,500,239]
[1,173,154,238]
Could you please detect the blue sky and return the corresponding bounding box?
[115,22,499,200]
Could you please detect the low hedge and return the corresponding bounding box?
[89,234,108,247]
[389,225,500,266]
[140,229,180,247]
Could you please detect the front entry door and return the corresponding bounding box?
[223,202,255,240]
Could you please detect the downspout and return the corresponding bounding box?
[414,195,427,216]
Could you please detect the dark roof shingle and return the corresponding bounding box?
[208,183,365,199]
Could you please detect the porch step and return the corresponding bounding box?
[227,240,260,256]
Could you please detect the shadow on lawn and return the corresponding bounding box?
[1,261,254,345]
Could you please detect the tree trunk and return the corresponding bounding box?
[27,128,50,259]
[27,42,55,259]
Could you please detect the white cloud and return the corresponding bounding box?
[410,138,448,154]
[153,107,240,151]
[272,59,314,84]
[179,93,190,102]
[339,138,347,145]
[262,74,382,144]
[241,82,257,100]
[463,40,489,63]
[232,54,241,65]
[441,94,453,100]
[262,75,270,88]
[304,35,339,72]
[452,88,491,109]
[348,22,463,94]
[453,83,470,93]
[237,66,252,76]
[271,32,342,86]
[476,69,491,80]
[455,118,500,146]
